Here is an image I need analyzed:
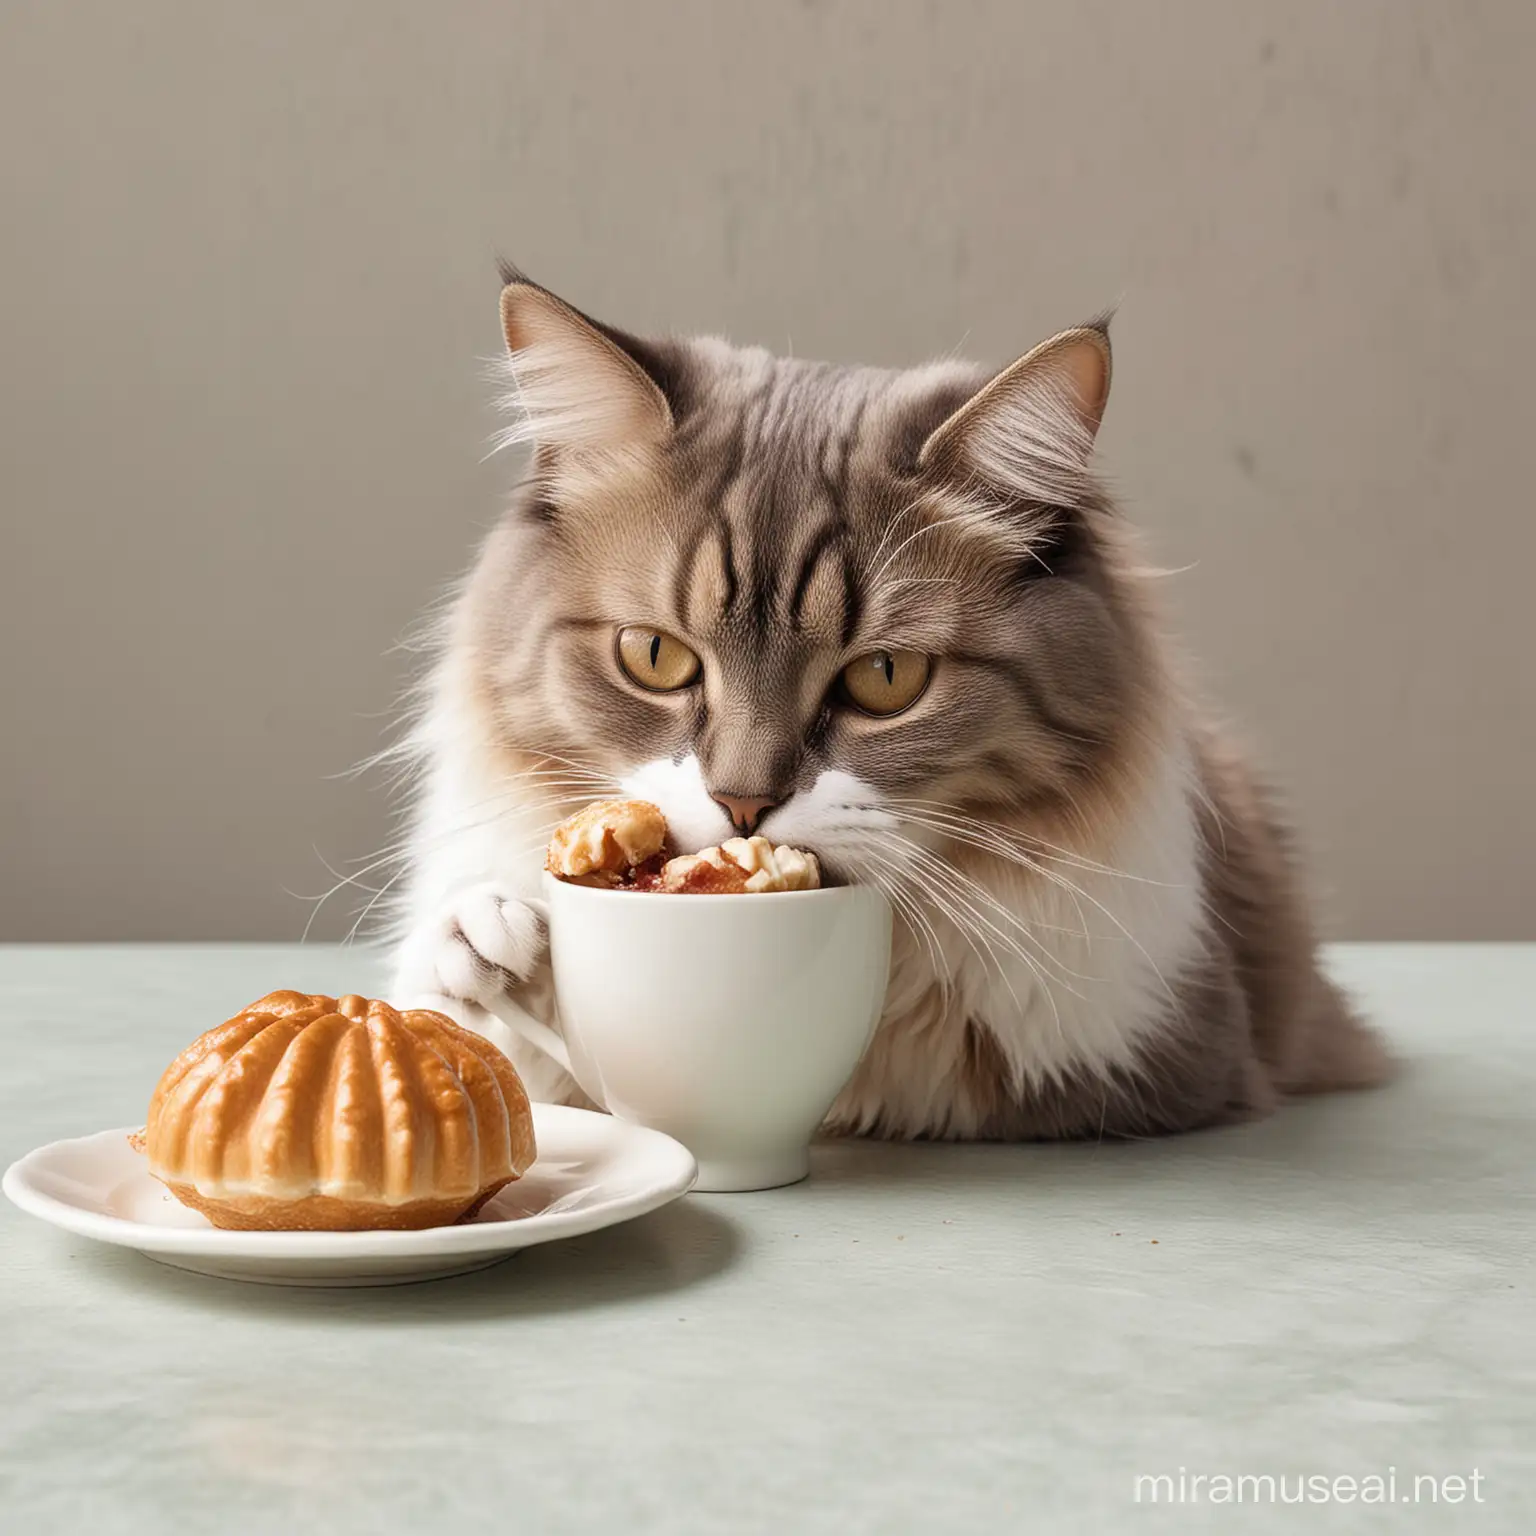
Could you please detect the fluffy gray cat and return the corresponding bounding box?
[388,267,1390,1138]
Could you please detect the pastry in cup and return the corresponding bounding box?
[659,836,820,893]
[546,801,821,894]
[544,798,668,885]
[140,991,536,1231]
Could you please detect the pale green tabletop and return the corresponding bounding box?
[1,944,1532,1533]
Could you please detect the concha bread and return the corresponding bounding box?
[144,991,536,1230]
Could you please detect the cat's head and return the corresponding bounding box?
[456,269,1164,882]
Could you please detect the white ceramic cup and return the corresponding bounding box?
[483,872,892,1192]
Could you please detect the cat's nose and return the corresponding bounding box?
[711,793,778,836]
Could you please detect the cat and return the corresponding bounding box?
[386,264,1391,1139]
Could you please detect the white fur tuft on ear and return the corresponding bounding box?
[919,327,1111,505]
[490,283,672,458]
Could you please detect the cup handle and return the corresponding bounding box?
[401,990,572,1079]
[481,992,572,1077]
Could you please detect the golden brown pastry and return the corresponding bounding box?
[546,801,821,894]
[545,798,668,883]
[142,992,536,1231]
[660,837,821,894]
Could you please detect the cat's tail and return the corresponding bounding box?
[1287,977,1398,1095]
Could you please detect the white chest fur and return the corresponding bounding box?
[958,748,1204,1086]
[822,747,1207,1137]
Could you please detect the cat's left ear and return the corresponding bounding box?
[918,321,1111,504]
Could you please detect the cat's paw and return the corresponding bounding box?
[393,885,547,1007]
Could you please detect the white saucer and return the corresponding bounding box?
[2,1104,697,1288]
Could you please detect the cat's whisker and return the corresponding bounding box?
[342,812,573,949]
[880,809,1176,1014]
[341,862,415,949]
[519,748,621,783]
[879,812,1095,943]
[861,851,951,1000]
[886,795,1101,862]
[297,853,377,943]
[320,780,594,892]
[860,862,927,978]
[861,851,940,966]
[921,877,1025,1015]
[301,778,589,941]
[883,804,1170,976]
[865,487,930,569]
[885,797,1171,886]
[884,834,1092,1000]
[873,847,999,993]
[888,843,1067,1040]
[890,834,1080,963]
[869,839,1065,1031]
[867,509,971,589]
[986,845,1177,1007]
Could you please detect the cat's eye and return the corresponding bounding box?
[838,649,931,716]
[616,627,702,692]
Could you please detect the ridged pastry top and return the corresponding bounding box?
[145,992,535,1205]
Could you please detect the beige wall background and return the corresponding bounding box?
[2,0,1532,942]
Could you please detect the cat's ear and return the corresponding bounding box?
[918,321,1111,504]
[495,265,673,455]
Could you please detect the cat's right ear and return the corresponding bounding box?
[494,268,673,456]
[917,322,1111,507]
